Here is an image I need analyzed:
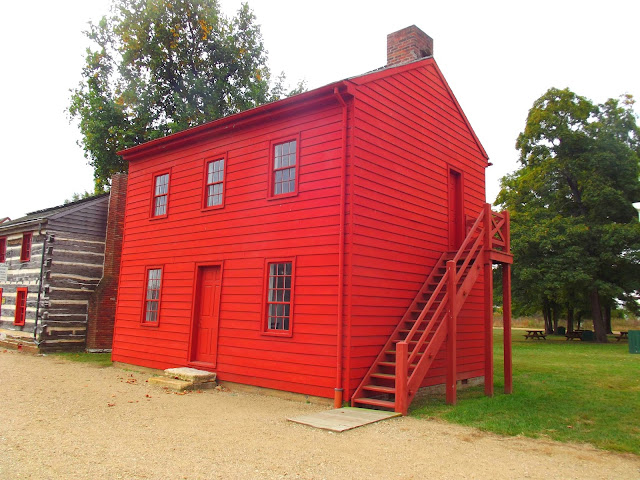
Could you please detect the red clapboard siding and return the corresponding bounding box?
[345,60,488,397]
[112,100,345,399]
[112,55,492,402]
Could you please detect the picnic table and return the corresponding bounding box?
[524,329,546,340]
[616,331,628,342]
[565,330,583,341]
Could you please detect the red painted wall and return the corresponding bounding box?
[112,57,489,400]
[112,102,345,398]
[345,60,488,397]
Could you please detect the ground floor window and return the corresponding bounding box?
[143,268,162,324]
[264,260,294,334]
[14,288,27,326]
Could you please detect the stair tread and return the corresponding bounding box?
[363,384,396,394]
[386,350,423,356]
[353,397,395,409]
[379,361,418,368]
[371,372,395,379]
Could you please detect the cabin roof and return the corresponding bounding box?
[0,194,109,234]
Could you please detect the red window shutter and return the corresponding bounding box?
[20,233,32,262]
[15,288,27,326]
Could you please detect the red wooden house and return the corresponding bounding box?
[112,26,513,414]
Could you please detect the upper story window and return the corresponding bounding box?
[264,260,294,335]
[20,232,32,262]
[205,158,225,208]
[143,267,162,324]
[272,139,297,196]
[0,237,6,262]
[153,173,169,217]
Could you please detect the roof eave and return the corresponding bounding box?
[118,81,348,161]
[0,218,48,236]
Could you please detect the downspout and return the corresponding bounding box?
[34,222,47,346]
[333,87,348,408]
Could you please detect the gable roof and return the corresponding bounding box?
[0,194,109,235]
[119,56,487,162]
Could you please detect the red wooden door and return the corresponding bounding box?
[448,169,464,250]
[191,266,221,366]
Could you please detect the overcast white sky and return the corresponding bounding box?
[1,0,638,220]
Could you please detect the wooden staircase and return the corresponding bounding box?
[351,205,511,414]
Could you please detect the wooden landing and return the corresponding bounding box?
[287,407,401,432]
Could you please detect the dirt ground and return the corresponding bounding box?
[1,350,638,480]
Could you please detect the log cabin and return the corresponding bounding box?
[0,173,127,352]
[111,26,513,414]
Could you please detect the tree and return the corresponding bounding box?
[496,88,640,342]
[69,0,304,190]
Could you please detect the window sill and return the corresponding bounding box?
[201,204,225,213]
[267,191,298,201]
[261,329,293,338]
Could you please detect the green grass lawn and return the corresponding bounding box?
[410,330,640,455]
[52,351,113,368]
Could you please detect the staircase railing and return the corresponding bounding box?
[395,206,496,414]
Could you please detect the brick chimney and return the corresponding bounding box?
[387,25,433,67]
[87,172,128,351]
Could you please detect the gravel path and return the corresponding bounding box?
[1,349,638,480]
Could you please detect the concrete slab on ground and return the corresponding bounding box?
[148,376,194,391]
[164,367,216,383]
[287,407,401,432]
[148,367,217,391]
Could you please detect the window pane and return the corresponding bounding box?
[155,174,168,195]
[155,196,166,216]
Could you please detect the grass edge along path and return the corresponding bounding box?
[52,351,113,368]
[410,330,640,455]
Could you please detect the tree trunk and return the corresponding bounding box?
[567,307,574,333]
[576,311,583,330]
[604,304,612,334]
[590,288,608,343]
[552,304,560,334]
[542,300,552,334]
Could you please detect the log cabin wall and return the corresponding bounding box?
[0,195,109,351]
[0,231,46,351]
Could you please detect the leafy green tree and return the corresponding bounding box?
[64,191,95,204]
[496,88,640,342]
[69,0,303,190]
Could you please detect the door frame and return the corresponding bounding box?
[447,167,465,251]
[187,261,224,369]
